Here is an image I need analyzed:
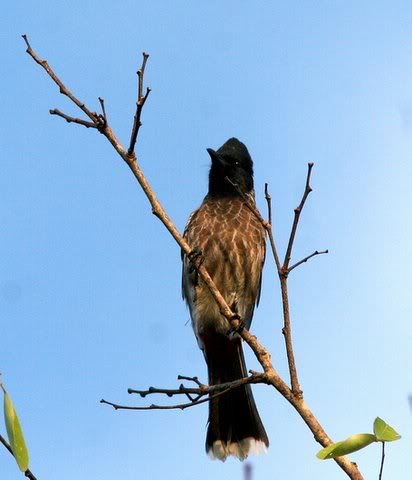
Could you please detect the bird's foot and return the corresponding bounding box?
[227,316,246,336]
[188,247,203,273]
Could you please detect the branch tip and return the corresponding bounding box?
[288,249,328,273]
[21,34,30,50]
[128,51,151,154]
[98,97,107,123]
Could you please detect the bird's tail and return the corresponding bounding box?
[203,334,269,461]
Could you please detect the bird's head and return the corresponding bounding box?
[207,138,254,197]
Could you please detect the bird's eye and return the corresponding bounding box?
[234,161,239,166]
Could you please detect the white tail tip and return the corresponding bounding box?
[208,437,268,462]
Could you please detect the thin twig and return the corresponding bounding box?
[378,442,385,480]
[128,52,151,155]
[288,249,329,273]
[264,183,282,272]
[127,385,209,398]
[177,375,203,386]
[22,38,364,480]
[138,53,149,99]
[98,97,107,124]
[49,109,97,128]
[283,162,314,270]
[265,183,273,224]
[0,434,38,480]
[127,373,265,397]
[102,386,235,411]
[277,163,316,396]
[0,435,13,458]
[22,35,102,128]
[103,374,267,411]
[128,386,207,397]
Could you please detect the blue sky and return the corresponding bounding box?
[1,1,411,479]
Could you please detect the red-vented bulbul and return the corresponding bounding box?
[182,138,269,461]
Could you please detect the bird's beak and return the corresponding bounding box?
[207,148,227,166]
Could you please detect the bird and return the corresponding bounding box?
[182,137,269,461]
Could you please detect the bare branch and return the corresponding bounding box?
[264,183,273,225]
[264,183,282,272]
[98,97,108,124]
[276,164,314,397]
[101,393,212,411]
[177,374,203,386]
[280,278,301,396]
[288,249,329,273]
[22,38,364,480]
[128,52,151,155]
[378,442,385,480]
[0,434,38,480]
[213,178,302,396]
[49,108,97,128]
[22,35,268,377]
[127,375,210,398]
[102,373,266,411]
[128,373,266,397]
[283,162,314,270]
[22,35,102,128]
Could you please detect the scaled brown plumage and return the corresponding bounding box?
[182,138,269,461]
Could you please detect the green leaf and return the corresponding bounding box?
[317,433,377,460]
[3,390,29,472]
[373,417,401,442]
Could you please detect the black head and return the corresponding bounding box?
[207,138,254,197]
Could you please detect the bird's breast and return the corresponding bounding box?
[182,196,266,343]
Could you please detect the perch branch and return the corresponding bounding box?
[22,36,364,480]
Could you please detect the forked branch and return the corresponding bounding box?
[22,35,104,129]
[226,169,327,397]
[283,162,314,270]
[21,36,363,480]
[101,373,267,411]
